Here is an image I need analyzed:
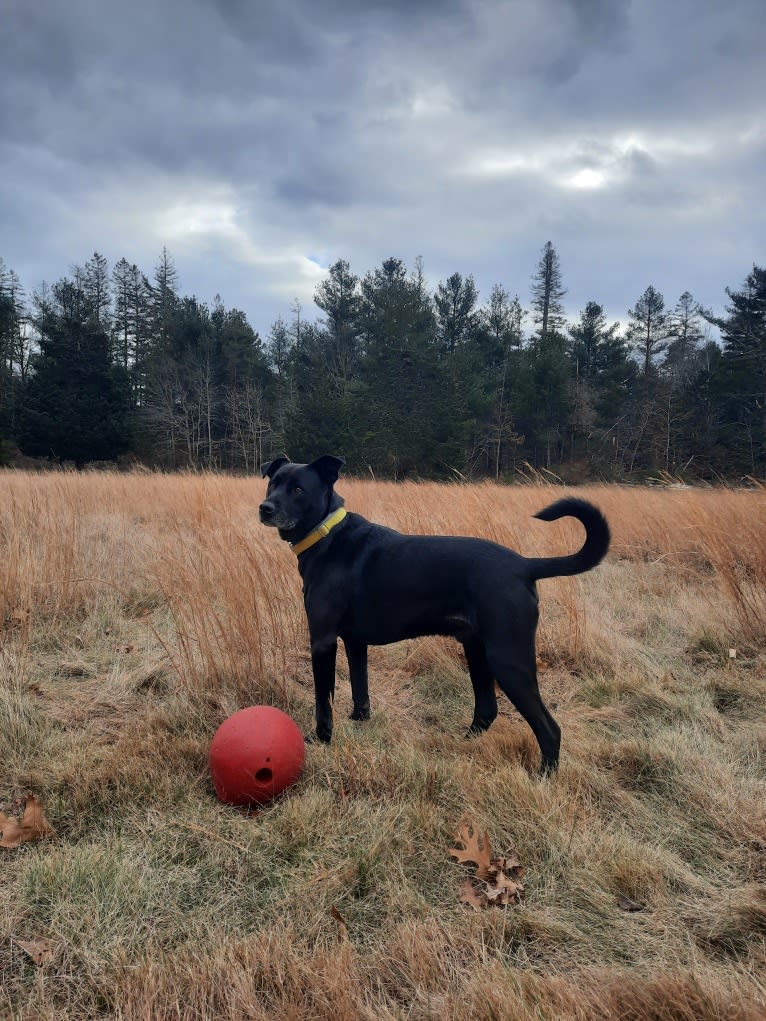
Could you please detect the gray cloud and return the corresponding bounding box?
[0,0,764,334]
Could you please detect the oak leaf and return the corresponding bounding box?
[449,819,525,908]
[0,795,56,849]
[16,937,57,966]
[448,821,493,880]
[459,879,486,910]
[485,872,525,905]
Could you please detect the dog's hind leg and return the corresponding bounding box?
[345,639,371,722]
[463,638,498,735]
[486,638,561,773]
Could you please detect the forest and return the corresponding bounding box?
[0,243,763,480]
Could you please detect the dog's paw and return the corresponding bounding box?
[465,717,494,739]
[349,707,371,722]
[305,732,332,745]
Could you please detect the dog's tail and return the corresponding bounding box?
[523,498,610,581]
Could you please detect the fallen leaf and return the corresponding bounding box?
[450,819,525,908]
[329,905,348,942]
[459,879,486,910]
[485,872,525,905]
[16,937,57,966]
[491,853,525,879]
[0,795,56,849]
[617,893,645,912]
[449,821,494,880]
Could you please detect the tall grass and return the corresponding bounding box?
[1,470,765,1020]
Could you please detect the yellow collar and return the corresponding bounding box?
[290,507,347,556]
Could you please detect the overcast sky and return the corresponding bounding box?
[1,0,764,339]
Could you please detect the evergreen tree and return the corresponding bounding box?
[568,301,620,383]
[565,300,638,470]
[664,291,705,388]
[264,315,296,457]
[6,245,765,482]
[211,298,272,470]
[434,272,479,355]
[82,252,111,330]
[530,241,566,343]
[627,285,669,376]
[112,257,134,371]
[526,330,572,468]
[112,258,152,404]
[19,278,131,465]
[706,266,766,475]
[266,316,293,378]
[314,259,361,387]
[655,292,706,474]
[283,321,358,462]
[357,257,454,475]
[474,286,525,477]
[151,246,179,352]
[0,260,28,444]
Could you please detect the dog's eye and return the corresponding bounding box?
[294,486,303,494]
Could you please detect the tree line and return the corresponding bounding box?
[0,244,763,480]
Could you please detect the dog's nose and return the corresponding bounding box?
[259,502,275,520]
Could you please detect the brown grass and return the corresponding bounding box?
[1,470,765,1020]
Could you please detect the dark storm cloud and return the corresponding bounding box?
[0,0,764,334]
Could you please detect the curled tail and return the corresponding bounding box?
[524,497,610,581]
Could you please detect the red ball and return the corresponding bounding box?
[209,705,305,806]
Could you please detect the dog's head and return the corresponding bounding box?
[259,455,345,538]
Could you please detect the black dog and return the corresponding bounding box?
[259,455,610,771]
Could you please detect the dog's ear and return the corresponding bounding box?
[308,455,346,484]
[261,456,290,479]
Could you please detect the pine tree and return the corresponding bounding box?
[19,278,130,465]
[314,259,361,389]
[434,272,479,355]
[475,286,525,477]
[357,257,453,475]
[627,285,669,376]
[82,252,111,330]
[0,260,28,443]
[566,302,625,463]
[706,266,766,475]
[267,316,294,378]
[112,258,152,404]
[151,246,179,352]
[530,242,566,343]
[664,291,705,388]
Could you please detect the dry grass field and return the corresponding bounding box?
[1,470,765,1020]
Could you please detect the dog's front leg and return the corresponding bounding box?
[345,639,370,722]
[311,638,337,742]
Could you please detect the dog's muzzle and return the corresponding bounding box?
[259,501,277,525]
[259,502,295,530]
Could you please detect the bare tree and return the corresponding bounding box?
[228,381,271,471]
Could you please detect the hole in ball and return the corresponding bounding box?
[255,767,273,783]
